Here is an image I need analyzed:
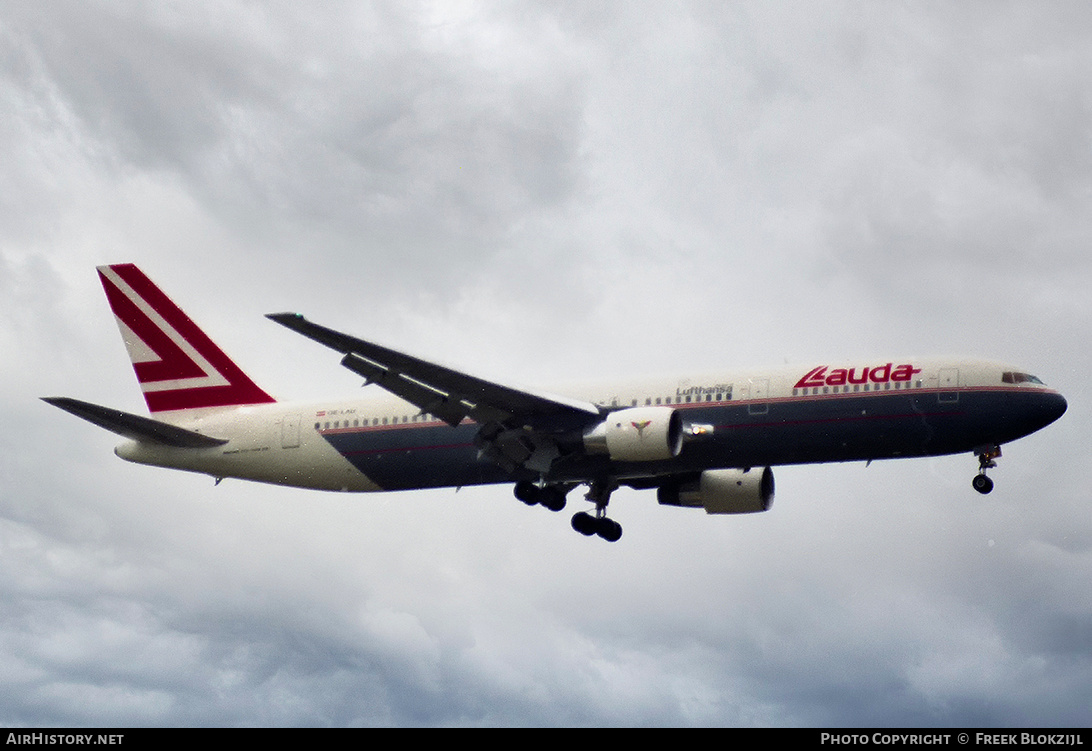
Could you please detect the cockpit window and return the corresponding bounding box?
[1002,371,1045,385]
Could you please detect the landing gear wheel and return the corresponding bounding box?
[515,482,568,511]
[538,486,567,512]
[571,511,598,536]
[596,517,623,542]
[514,481,539,506]
[972,474,994,495]
[571,478,623,541]
[972,445,1001,496]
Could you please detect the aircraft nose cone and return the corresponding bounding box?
[1045,391,1068,424]
[1034,390,1068,430]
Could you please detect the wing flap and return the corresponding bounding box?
[42,397,229,448]
[268,313,600,431]
[340,352,474,427]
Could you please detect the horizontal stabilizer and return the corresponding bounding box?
[41,397,228,448]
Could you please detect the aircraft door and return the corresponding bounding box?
[281,415,301,449]
[747,378,770,415]
[938,368,959,403]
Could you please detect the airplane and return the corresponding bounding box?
[43,264,1068,542]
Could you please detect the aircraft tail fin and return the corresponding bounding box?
[96,264,276,414]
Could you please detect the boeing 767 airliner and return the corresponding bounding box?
[44,264,1067,542]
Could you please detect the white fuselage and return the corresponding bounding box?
[114,357,1067,493]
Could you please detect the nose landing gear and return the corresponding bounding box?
[972,445,1001,495]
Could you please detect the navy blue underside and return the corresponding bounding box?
[319,389,1065,491]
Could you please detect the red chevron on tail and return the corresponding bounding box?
[98,264,275,413]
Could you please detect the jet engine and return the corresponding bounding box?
[583,406,683,462]
[657,467,774,514]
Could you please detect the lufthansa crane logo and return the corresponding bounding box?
[632,420,652,438]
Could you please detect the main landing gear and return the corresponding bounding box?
[570,478,623,543]
[513,480,569,512]
[514,478,623,541]
[972,445,1001,495]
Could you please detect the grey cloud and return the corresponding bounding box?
[5,2,587,304]
[2,0,1090,727]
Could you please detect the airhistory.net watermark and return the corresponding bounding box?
[6,735,123,746]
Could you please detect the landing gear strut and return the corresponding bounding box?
[570,478,623,542]
[972,445,1001,495]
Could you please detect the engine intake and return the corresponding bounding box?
[658,467,775,514]
[583,406,683,462]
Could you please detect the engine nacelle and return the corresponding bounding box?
[657,467,775,514]
[583,406,683,462]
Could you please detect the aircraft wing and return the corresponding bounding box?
[266,313,602,434]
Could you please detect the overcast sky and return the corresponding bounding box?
[3,1,1091,727]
